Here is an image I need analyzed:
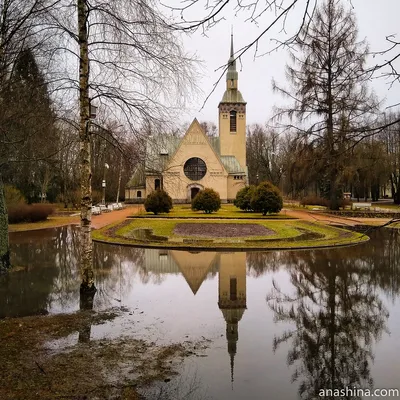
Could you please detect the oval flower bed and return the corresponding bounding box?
[92,218,369,250]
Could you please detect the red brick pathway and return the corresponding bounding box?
[91,205,143,229]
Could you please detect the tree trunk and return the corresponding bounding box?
[78,0,95,295]
[0,174,10,273]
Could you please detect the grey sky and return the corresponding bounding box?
[172,0,400,125]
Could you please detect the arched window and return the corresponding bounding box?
[230,110,237,132]
[137,190,142,198]
[155,179,161,190]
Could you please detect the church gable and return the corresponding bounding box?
[171,251,218,294]
[165,119,227,175]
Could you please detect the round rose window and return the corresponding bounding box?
[184,157,207,181]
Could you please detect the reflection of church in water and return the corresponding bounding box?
[144,249,246,382]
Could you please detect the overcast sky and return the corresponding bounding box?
[168,0,400,125]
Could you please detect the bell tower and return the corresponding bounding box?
[218,33,247,171]
[218,252,247,384]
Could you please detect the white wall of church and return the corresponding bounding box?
[163,120,229,202]
[227,176,246,200]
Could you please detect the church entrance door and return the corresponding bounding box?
[191,187,200,200]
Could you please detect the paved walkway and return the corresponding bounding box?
[284,208,392,227]
[91,205,143,229]
[10,205,395,233]
[92,206,394,230]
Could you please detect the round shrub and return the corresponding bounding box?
[191,188,221,214]
[234,185,255,211]
[144,189,173,215]
[250,181,283,215]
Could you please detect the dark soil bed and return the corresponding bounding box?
[173,223,274,238]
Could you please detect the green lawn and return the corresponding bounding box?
[93,218,368,250]
[134,204,294,219]
[9,215,79,232]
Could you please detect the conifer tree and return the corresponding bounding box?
[274,0,379,209]
[4,48,57,202]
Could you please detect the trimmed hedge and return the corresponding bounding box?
[8,204,55,224]
[300,195,329,207]
[301,195,352,209]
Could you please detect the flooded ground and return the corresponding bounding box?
[2,226,400,399]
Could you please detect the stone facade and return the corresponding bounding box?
[126,35,248,203]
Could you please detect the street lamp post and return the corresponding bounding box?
[102,179,106,205]
[102,163,109,205]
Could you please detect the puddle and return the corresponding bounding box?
[3,226,400,399]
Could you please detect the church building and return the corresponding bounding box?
[125,35,248,203]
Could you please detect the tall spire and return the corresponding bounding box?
[227,31,238,81]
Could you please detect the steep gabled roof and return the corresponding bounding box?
[145,135,181,174]
[126,164,146,188]
[172,251,220,295]
[164,118,229,175]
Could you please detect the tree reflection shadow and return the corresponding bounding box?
[267,247,391,399]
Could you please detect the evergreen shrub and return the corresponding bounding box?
[234,186,255,211]
[191,188,221,214]
[144,189,173,215]
[250,181,283,215]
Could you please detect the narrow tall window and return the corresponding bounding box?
[137,190,142,198]
[230,277,237,301]
[155,179,161,190]
[230,110,237,132]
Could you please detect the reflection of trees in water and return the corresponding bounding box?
[2,229,62,317]
[93,244,143,308]
[49,226,81,310]
[246,250,285,277]
[364,229,400,300]
[267,248,390,399]
[247,229,400,299]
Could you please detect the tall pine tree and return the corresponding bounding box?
[4,48,57,202]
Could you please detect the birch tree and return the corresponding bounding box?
[45,0,197,297]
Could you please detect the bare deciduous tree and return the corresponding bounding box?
[44,0,198,296]
[246,124,285,187]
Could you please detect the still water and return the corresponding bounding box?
[2,226,400,399]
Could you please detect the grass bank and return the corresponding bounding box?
[8,215,79,232]
[93,218,368,250]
